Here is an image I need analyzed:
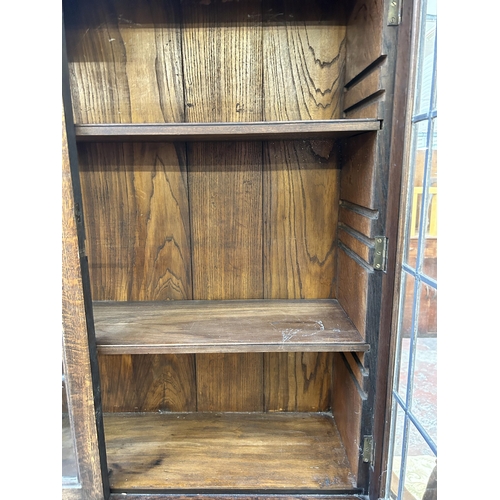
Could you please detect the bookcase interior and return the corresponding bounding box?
[63,0,387,493]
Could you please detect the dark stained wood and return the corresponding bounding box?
[181,0,263,124]
[264,352,333,412]
[104,412,356,490]
[343,0,385,121]
[196,354,264,412]
[370,0,417,496]
[98,354,197,412]
[332,352,364,482]
[344,102,380,120]
[343,352,367,390]
[263,0,347,121]
[263,142,339,299]
[64,0,185,124]
[261,0,345,300]
[188,143,263,300]
[75,120,381,141]
[338,225,372,264]
[93,300,368,354]
[344,69,384,115]
[62,0,416,496]
[336,249,370,340]
[78,142,192,302]
[77,141,197,416]
[62,103,106,498]
[345,0,384,84]
[262,2,345,413]
[183,0,265,416]
[339,202,378,239]
[340,132,378,211]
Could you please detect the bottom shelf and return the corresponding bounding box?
[104,412,357,492]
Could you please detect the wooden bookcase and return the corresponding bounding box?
[62,0,414,498]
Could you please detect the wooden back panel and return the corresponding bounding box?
[66,0,359,416]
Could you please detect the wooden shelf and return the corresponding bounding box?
[75,119,381,142]
[93,299,368,354]
[104,412,357,492]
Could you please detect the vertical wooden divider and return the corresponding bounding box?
[182,0,265,412]
[262,0,346,411]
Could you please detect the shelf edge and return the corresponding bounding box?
[75,120,381,142]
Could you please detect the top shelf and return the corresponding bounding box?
[74,119,381,142]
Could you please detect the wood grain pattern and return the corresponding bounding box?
[342,351,367,390]
[98,354,196,412]
[188,142,263,300]
[62,105,106,497]
[75,120,381,141]
[261,0,346,410]
[78,142,192,301]
[344,68,384,113]
[264,352,333,411]
[263,141,339,409]
[338,226,372,264]
[104,412,356,490]
[196,354,264,412]
[339,203,377,239]
[344,101,381,120]
[66,0,373,433]
[332,352,363,480]
[336,129,378,348]
[78,141,196,414]
[340,132,378,210]
[93,300,367,354]
[64,0,185,124]
[263,0,346,121]
[345,0,384,84]
[263,142,339,299]
[336,248,370,340]
[181,0,263,123]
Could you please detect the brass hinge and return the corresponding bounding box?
[362,435,374,465]
[388,0,402,25]
[373,236,388,272]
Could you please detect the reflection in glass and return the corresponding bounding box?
[423,118,437,281]
[411,288,437,447]
[388,0,437,496]
[389,404,406,499]
[62,374,79,484]
[397,272,416,398]
[405,121,429,270]
[401,422,437,500]
[414,0,437,117]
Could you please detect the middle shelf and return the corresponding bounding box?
[93,299,369,355]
